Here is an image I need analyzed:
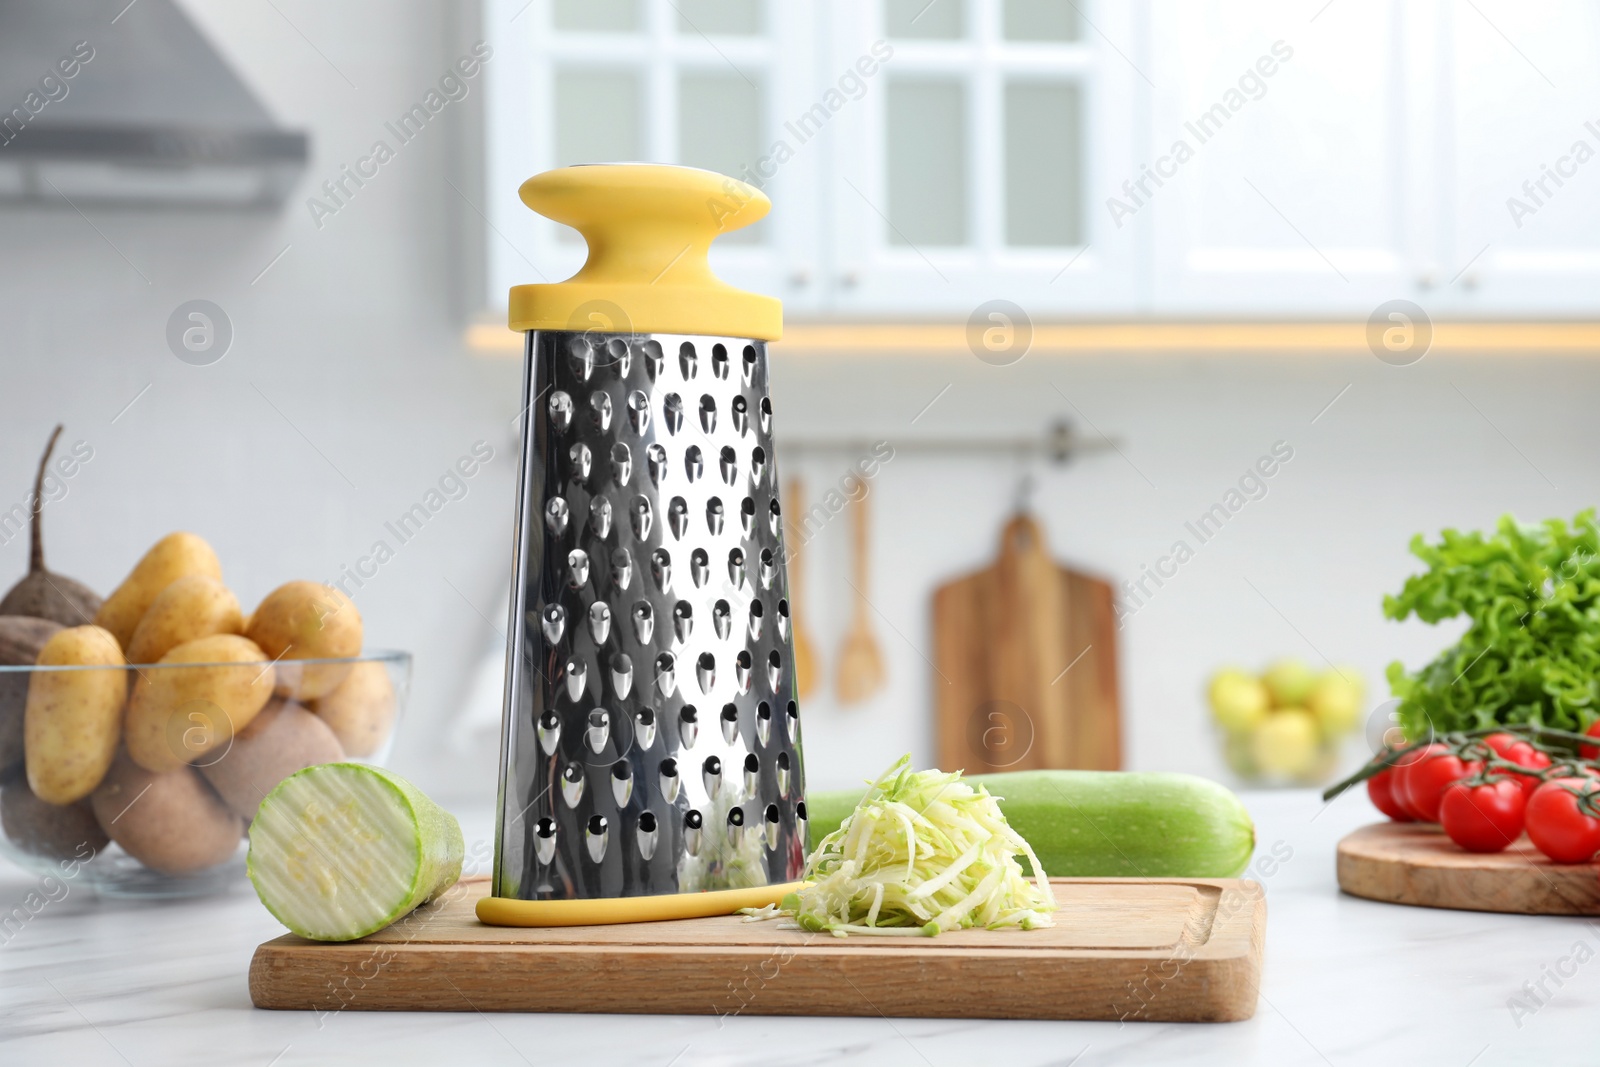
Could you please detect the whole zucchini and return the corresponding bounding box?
[805,770,1254,878]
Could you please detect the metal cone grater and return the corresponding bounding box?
[479,164,807,926]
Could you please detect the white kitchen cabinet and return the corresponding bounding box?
[482,0,1600,320]
[482,0,1135,319]
[1438,0,1600,314]
[823,0,1141,315]
[483,0,824,316]
[1143,0,1436,314]
[1144,0,1600,315]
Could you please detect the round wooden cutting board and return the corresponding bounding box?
[1338,822,1600,915]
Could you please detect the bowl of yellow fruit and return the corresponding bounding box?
[1208,659,1363,785]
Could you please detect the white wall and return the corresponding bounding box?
[0,1,521,802]
[434,339,1600,798]
[2,2,1596,806]
[774,347,1599,791]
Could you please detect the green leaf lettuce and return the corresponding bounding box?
[1386,510,1600,739]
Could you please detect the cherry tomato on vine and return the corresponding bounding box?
[1505,747,1553,797]
[1439,778,1526,852]
[1525,777,1600,864]
[1398,745,1481,823]
[1579,721,1600,760]
[1483,733,1523,760]
[1367,766,1415,822]
[1387,744,1443,820]
[1482,733,1554,796]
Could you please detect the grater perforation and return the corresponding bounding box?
[494,329,806,902]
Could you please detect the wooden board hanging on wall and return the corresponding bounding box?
[933,515,1122,773]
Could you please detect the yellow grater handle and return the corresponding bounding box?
[508,163,782,340]
[476,880,804,927]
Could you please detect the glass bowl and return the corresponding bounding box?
[0,649,410,898]
[1215,718,1345,788]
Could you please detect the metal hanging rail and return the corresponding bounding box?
[774,419,1122,466]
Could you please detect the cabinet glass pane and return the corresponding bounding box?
[885,0,964,40]
[886,78,967,246]
[553,0,638,33]
[555,69,642,165]
[1002,0,1079,41]
[1004,82,1081,246]
[678,71,765,243]
[676,0,763,35]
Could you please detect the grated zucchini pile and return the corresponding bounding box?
[750,755,1056,937]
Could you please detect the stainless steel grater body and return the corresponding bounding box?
[493,328,807,902]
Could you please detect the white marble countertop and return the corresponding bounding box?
[3,786,1595,1066]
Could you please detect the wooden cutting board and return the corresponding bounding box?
[933,514,1121,773]
[250,876,1264,1022]
[1338,822,1600,914]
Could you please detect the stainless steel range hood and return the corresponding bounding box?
[0,0,308,208]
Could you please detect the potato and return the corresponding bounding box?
[0,615,62,775]
[200,698,344,821]
[24,626,128,804]
[90,751,242,874]
[125,574,242,666]
[124,634,275,774]
[1,776,108,860]
[247,582,362,699]
[310,661,396,758]
[95,532,222,649]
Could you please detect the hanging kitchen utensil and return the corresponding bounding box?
[932,512,1121,773]
[482,164,807,927]
[836,485,885,704]
[783,475,819,699]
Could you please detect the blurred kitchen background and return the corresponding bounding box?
[3,0,1597,802]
